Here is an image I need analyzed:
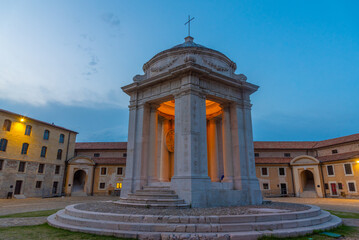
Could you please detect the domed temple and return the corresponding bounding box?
[120,36,262,207]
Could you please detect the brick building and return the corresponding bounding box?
[0,109,77,198]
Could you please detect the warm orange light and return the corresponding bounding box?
[20,118,25,122]
[157,99,222,117]
[356,160,359,164]
[116,182,122,189]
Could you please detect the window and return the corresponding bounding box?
[123,153,127,157]
[57,149,62,160]
[338,183,343,190]
[261,167,268,176]
[348,181,357,193]
[324,183,329,190]
[100,167,107,175]
[25,125,32,136]
[278,167,285,176]
[21,143,29,155]
[344,163,353,176]
[332,149,338,154]
[18,161,26,172]
[0,138,8,152]
[52,182,58,194]
[43,130,50,140]
[40,146,47,158]
[55,165,60,174]
[0,159,3,170]
[99,182,106,189]
[284,153,291,157]
[117,167,123,175]
[116,182,122,189]
[262,183,269,190]
[2,119,11,131]
[59,134,65,143]
[94,153,100,157]
[38,164,44,173]
[35,181,42,188]
[254,153,259,157]
[327,165,335,176]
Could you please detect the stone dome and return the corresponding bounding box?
[134,36,247,82]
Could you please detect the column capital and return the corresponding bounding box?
[173,88,206,100]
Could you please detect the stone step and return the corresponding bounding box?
[143,186,171,190]
[63,204,322,224]
[55,209,332,233]
[136,189,176,194]
[118,198,185,205]
[114,201,190,209]
[300,191,318,198]
[48,210,342,239]
[127,193,179,199]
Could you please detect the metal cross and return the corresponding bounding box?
[184,15,195,36]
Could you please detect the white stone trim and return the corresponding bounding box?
[100,167,107,176]
[326,165,335,177]
[260,167,269,177]
[116,167,124,176]
[347,181,357,193]
[343,163,354,176]
[278,167,286,177]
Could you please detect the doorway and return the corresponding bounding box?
[72,170,86,193]
[14,180,22,195]
[301,170,315,191]
[330,182,338,196]
[280,183,287,195]
[52,181,58,195]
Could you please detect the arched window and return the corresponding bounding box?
[25,125,32,136]
[40,146,47,158]
[0,139,8,152]
[57,149,62,160]
[43,130,50,140]
[59,134,65,143]
[2,119,11,131]
[21,143,29,155]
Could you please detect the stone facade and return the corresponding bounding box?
[255,134,359,199]
[0,109,77,198]
[65,142,126,196]
[121,36,262,207]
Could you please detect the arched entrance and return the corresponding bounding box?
[300,170,317,197]
[72,170,86,193]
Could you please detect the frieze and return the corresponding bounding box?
[150,57,178,73]
[202,57,229,72]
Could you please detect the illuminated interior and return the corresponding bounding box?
[157,99,222,118]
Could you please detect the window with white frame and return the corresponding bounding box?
[347,181,357,193]
[278,167,286,176]
[327,165,335,176]
[117,167,123,175]
[261,167,268,176]
[100,167,107,175]
[99,182,106,189]
[344,163,353,176]
[262,182,270,190]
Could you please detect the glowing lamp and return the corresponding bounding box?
[116,182,122,189]
[356,160,359,164]
[20,118,25,122]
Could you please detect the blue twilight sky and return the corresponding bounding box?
[1,1,358,142]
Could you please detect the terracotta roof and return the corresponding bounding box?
[0,108,78,133]
[93,157,126,165]
[254,141,317,150]
[314,134,359,148]
[317,151,359,162]
[75,142,127,150]
[255,157,292,164]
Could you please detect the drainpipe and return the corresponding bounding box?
[61,132,71,196]
[320,162,327,198]
[289,163,295,197]
[91,164,97,196]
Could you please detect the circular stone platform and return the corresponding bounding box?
[47,201,342,239]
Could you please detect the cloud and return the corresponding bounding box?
[101,13,121,28]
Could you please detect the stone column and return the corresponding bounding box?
[230,101,262,204]
[207,119,219,182]
[159,119,170,182]
[221,104,234,183]
[121,103,150,197]
[147,104,159,184]
[171,79,211,207]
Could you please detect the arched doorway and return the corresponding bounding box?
[300,170,317,197]
[72,170,86,193]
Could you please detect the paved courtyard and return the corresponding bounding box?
[0,196,118,216]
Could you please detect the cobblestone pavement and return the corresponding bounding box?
[0,196,118,216]
[268,197,359,213]
[0,217,47,227]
